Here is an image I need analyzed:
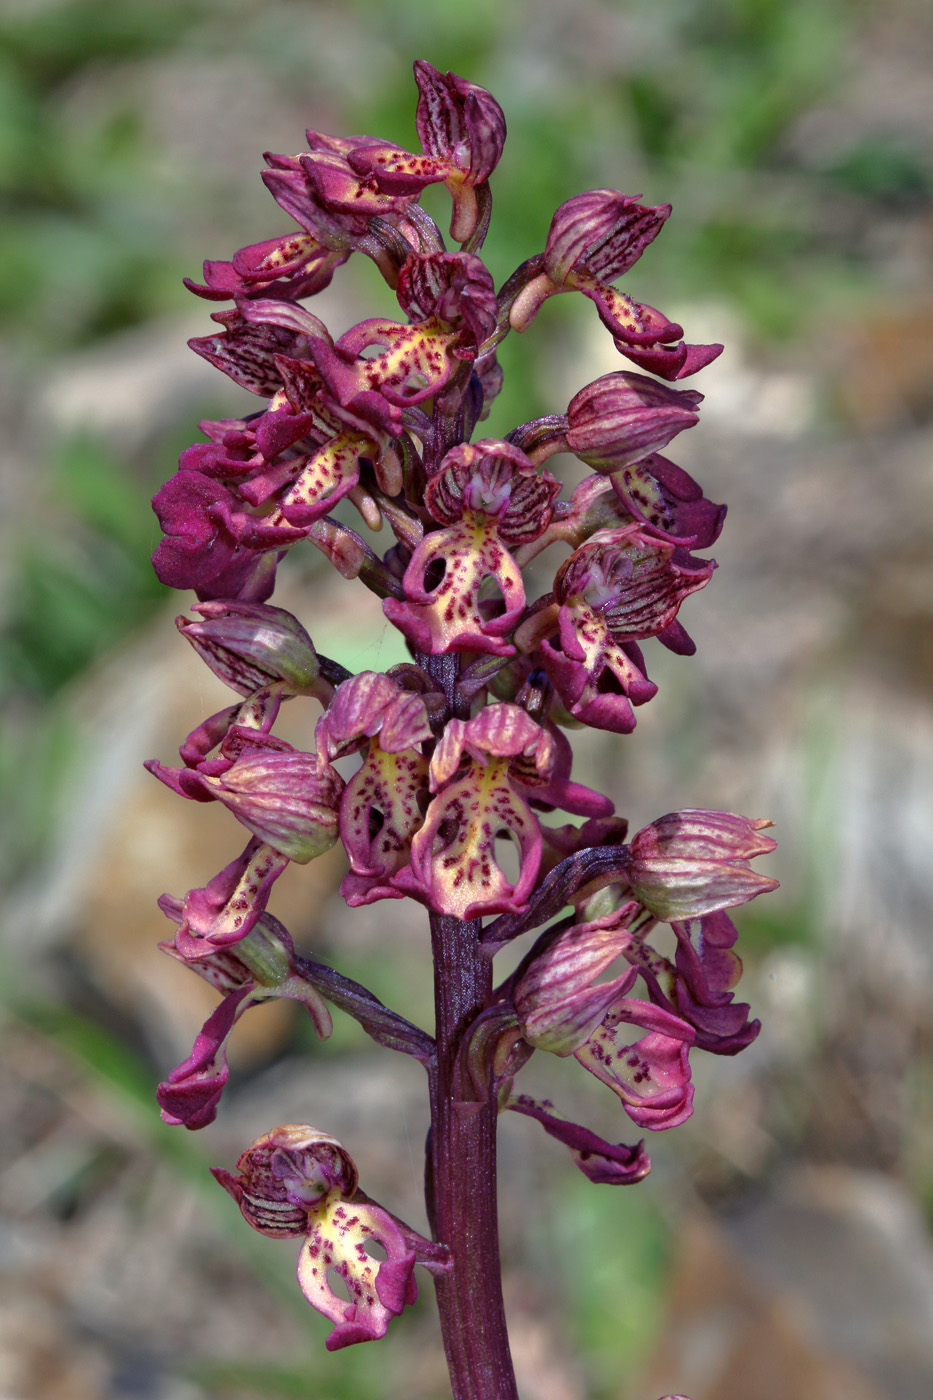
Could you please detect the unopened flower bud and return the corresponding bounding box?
[566,371,701,471]
[177,600,329,699]
[624,809,778,922]
[514,907,639,1055]
[149,732,344,863]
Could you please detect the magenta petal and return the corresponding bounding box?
[618,339,723,382]
[543,191,670,285]
[575,1026,695,1130]
[507,1094,651,1185]
[609,453,726,550]
[316,672,432,762]
[396,252,497,349]
[151,472,240,591]
[168,838,290,957]
[566,371,701,472]
[540,611,649,736]
[669,910,762,1053]
[185,233,347,304]
[625,809,779,921]
[413,60,506,186]
[338,746,429,898]
[384,519,525,656]
[400,741,543,919]
[514,908,639,1054]
[157,986,253,1129]
[519,723,614,818]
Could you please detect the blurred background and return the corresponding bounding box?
[1,0,932,1397]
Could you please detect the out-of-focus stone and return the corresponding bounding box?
[644,1208,884,1400]
[727,1167,933,1400]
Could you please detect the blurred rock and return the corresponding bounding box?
[648,1166,933,1400]
[38,315,242,456]
[0,1278,113,1400]
[645,1205,884,1400]
[729,1167,933,1400]
[834,301,933,432]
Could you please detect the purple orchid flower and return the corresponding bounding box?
[508,189,722,380]
[213,1124,419,1349]
[148,59,779,1395]
[347,62,506,243]
[184,231,348,304]
[155,910,333,1129]
[384,439,559,656]
[316,671,434,906]
[532,526,714,732]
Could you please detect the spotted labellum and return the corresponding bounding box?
[147,60,777,1400]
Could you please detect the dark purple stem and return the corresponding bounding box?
[428,910,518,1400]
[421,650,518,1400]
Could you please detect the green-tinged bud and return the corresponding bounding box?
[229,916,295,988]
[514,907,638,1055]
[178,600,330,700]
[624,809,779,922]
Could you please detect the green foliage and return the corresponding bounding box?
[0,1,205,355]
[0,0,206,85]
[827,137,933,205]
[0,434,167,699]
[0,430,168,877]
[546,1170,670,1399]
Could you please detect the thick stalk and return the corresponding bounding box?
[428,910,518,1400]
[421,650,518,1400]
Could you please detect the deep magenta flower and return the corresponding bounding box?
[184,231,348,304]
[631,909,761,1055]
[509,189,723,380]
[316,671,433,906]
[508,902,697,1131]
[573,998,696,1131]
[346,61,506,242]
[160,838,291,959]
[261,132,421,271]
[534,526,714,732]
[565,371,702,471]
[608,453,726,549]
[155,910,333,1129]
[151,469,296,599]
